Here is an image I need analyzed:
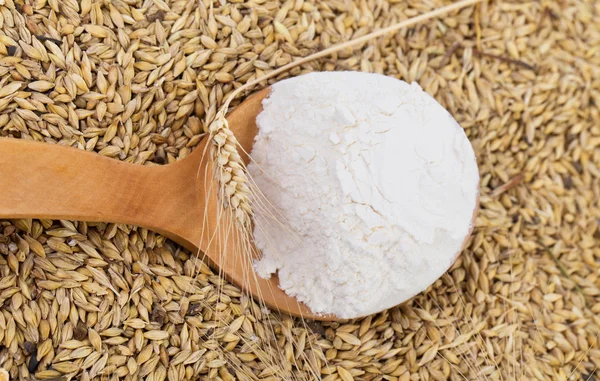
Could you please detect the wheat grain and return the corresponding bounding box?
[0,0,599,380]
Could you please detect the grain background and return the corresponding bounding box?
[0,0,599,380]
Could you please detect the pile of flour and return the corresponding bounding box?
[247,72,479,319]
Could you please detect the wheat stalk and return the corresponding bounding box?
[208,0,483,228]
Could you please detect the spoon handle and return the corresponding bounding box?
[0,139,180,231]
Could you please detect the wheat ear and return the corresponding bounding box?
[207,0,482,228]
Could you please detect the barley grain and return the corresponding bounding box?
[0,0,599,380]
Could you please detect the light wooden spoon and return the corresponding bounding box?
[0,87,477,321]
[0,88,326,318]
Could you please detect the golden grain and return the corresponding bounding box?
[0,0,598,380]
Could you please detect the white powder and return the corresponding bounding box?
[248,72,479,319]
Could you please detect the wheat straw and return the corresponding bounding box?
[209,0,482,228]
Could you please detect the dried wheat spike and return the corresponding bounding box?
[209,111,253,229]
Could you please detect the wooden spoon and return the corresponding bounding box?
[0,87,478,321]
[0,88,325,318]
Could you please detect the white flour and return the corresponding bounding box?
[248,72,479,319]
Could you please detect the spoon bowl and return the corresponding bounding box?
[0,87,478,321]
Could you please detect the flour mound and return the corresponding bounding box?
[247,72,479,319]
